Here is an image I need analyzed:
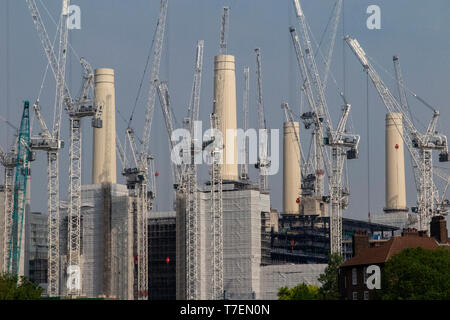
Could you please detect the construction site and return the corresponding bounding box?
[0,0,450,301]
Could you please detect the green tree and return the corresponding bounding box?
[317,252,343,300]
[278,283,319,300]
[0,273,43,300]
[379,247,450,300]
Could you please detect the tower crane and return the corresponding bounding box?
[345,36,449,232]
[26,0,70,296]
[254,48,270,193]
[209,113,224,300]
[290,0,359,254]
[6,101,32,275]
[1,143,17,273]
[292,0,334,198]
[239,67,250,181]
[122,0,168,300]
[27,0,103,296]
[219,7,229,55]
[156,80,180,188]
[183,40,204,300]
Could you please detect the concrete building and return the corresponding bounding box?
[213,55,238,181]
[92,68,117,184]
[60,183,131,299]
[176,181,271,300]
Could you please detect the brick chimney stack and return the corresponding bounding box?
[430,215,448,244]
[352,231,369,257]
[401,228,419,237]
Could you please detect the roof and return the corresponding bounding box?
[342,235,442,267]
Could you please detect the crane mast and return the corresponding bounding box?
[292,0,335,197]
[209,113,223,299]
[219,7,229,55]
[290,0,360,255]
[122,0,168,300]
[254,48,270,192]
[345,36,449,232]
[26,0,70,296]
[184,40,204,300]
[240,67,250,181]
[7,101,32,275]
[1,144,16,274]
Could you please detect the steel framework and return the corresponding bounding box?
[210,114,223,300]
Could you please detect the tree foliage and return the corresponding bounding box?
[380,247,450,300]
[317,252,343,300]
[0,273,43,300]
[278,283,319,300]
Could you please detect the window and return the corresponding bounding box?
[364,291,369,300]
[352,292,358,300]
[352,268,357,285]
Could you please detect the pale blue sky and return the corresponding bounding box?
[1,0,450,223]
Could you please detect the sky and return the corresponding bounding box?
[1,0,450,223]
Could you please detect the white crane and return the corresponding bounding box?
[27,0,103,296]
[184,40,204,300]
[26,0,70,296]
[345,36,449,232]
[254,48,270,193]
[219,7,229,55]
[209,113,223,300]
[290,0,359,254]
[239,67,250,181]
[122,0,168,300]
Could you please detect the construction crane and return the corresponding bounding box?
[324,93,360,254]
[183,40,204,300]
[292,0,335,198]
[345,36,449,233]
[219,7,229,55]
[1,140,17,274]
[321,0,343,90]
[254,48,270,193]
[122,0,168,300]
[156,80,179,188]
[239,67,250,181]
[26,0,70,296]
[290,0,359,254]
[6,101,32,275]
[209,113,223,300]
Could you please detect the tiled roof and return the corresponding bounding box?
[342,235,441,267]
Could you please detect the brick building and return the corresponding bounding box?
[339,216,450,300]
